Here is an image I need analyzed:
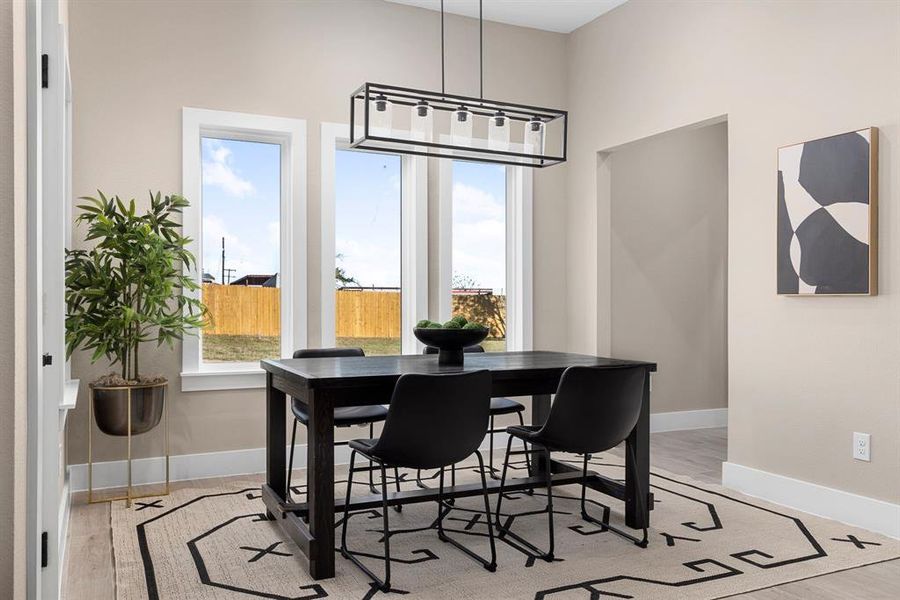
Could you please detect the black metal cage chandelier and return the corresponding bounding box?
[349,0,567,168]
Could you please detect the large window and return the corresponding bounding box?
[334,149,402,355]
[451,161,507,351]
[181,108,306,391]
[321,123,427,355]
[200,137,282,363]
[440,160,532,352]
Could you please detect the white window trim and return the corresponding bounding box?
[320,122,428,354]
[438,159,533,351]
[181,107,307,391]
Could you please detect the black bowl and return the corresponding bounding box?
[413,327,489,365]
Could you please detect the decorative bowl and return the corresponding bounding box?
[413,327,489,365]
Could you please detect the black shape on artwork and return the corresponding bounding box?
[798,132,869,206]
[777,170,799,294]
[135,500,164,511]
[795,208,868,294]
[830,534,882,549]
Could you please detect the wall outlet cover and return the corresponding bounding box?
[853,432,871,462]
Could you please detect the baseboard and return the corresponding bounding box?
[723,461,900,539]
[58,480,71,596]
[650,407,727,433]
[70,410,729,493]
[69,432,515,493]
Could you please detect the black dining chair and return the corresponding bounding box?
[287,347,401,511]
[341,370,497,592]
[418,345,531,488]
[494,365,649,561]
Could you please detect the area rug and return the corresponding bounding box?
[110,454,899,599]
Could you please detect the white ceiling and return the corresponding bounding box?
[384,0,628,34]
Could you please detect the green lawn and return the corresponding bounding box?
[203,335,506,362]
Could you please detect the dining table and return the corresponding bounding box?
[260,350,657,580]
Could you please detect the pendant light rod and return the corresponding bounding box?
[480,0,484,100]
[440,0,445,94]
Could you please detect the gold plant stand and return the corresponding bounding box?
[88,381,170,507]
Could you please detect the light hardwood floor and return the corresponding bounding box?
[62,428,899,599]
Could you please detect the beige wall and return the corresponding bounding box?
[567,0,900,502]
[67,0,569,463]
[0,0,28,596]
[610,122,728,414]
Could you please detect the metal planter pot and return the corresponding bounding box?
[91,381,166,436]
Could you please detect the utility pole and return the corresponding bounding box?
[220,237,236,284]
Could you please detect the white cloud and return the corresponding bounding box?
[452,182,504,223]
[202,139,255,198]
[335,237,401,288]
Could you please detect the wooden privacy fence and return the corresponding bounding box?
[203,284,506,338]
[203,284,280,336]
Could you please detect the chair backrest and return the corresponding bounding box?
[423,344,484,354]
[293,347,364,359]
[291,348,364,413]
[371,370,492,469]
[537,366,645,455]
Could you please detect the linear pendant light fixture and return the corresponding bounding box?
[349,0,567,167]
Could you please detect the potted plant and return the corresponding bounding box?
[66,191,207,436]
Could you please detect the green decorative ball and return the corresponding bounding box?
[426,321,443,329]
[463,322,486,331]
[416,319,432,329]
[443,320,462,329]
[451,315,468,326]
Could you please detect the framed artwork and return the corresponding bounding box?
[777,127,878,295]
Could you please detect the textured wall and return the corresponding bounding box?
[566,0,900,502]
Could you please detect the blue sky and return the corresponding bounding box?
[201,139,506,292]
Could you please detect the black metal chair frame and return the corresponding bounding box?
[493,366,650,561]
[341,449,497,592]
[340,371,498,592]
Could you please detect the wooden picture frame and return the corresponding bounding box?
[777,127,878,296]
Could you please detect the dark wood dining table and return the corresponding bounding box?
[260,351,656,580]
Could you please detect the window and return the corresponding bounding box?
[451,161,507,351]
[321,123,427,355]
[181,108,306,391]
[439,160,532,352]
[334,149,402,355]
[200,137,282,363]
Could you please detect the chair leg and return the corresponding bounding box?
[287,420,298,500]
[393,467,402,513]
[517,411,534,495]
[488,414,498,479]
[436,458,497,572]
[340,452,392,592]
[495,440,554,562]
[367,423,378,495]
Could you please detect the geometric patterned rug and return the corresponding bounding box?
[110,454,899,599]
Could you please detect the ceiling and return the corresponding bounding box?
[384,0,628,34]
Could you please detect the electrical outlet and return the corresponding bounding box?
[853,432,871,462]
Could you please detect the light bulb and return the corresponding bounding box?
[451,105,473,145]
[524,116,545,155]
[412,100,433,143]
[488,111,510,150]
[370,94,392,137]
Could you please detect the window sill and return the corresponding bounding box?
[180,368,266,392]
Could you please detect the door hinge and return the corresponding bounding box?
[42,353,53,366]
[41,531,48,568]
[41,54,49,88]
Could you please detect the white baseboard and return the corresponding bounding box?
[723,461,900,539]
[69,410,729,493]
[650,407,727,433]
[58,480,71,596]
[69,432,515,493]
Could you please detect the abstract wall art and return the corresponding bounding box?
[777,128,878,295]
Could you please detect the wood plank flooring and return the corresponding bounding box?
[61,427,899,599]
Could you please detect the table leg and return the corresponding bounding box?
[306,388,335,579]
[625,369,651,529]
[531,394,551,477]
[265,373,286,518]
